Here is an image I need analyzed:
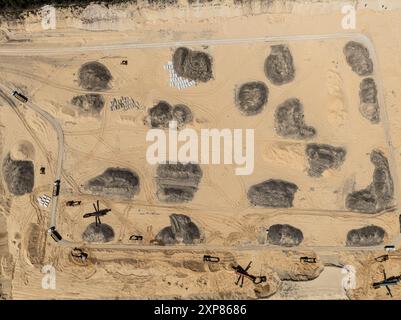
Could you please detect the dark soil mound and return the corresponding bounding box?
[359,77,380,123]
[248,179,298,208]
[156,162,203,202]
[172,47,213,82]
[172,104,193,127]
[274,98,316,139]
[85,167,139,199]
[82,222,115,243]
[346,150,393,213]
[155,214,201,245]
[235,81,269,116]
[267,224,303,247]
[343,41,373,76]
[306,144,346,177]
[78,61,112,91]
[264,45,295,85]
[147,101,193,129]
[346,225,386,246]
[148,101,173,128]
[2,154,34,196]
[71,94,105,114]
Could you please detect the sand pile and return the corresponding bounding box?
[359,77,380,123]
[2,154,34,196]
[274,98,316,139]
[146,101,193,129]
[78,61,112,91]
[346,225,386,246]
[305,143,346,177]
[156,162,202,202]
[267,224,303,247]
[85,167,140,199]
[235,81,269,116]
[265,44,295,85]
[82,222,115,243]
[71,94,105,115]
[155,214,201,245]
[343,41,373,76]
[247,179,298,208]
[346,150,393,213]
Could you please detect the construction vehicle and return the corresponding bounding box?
[300,256,317,264]
[203,255,220,263]
[71,248,88,261]
[12,91,28,103]
[372,268,401,297]
[385,245,396,252]
[129,235,143,241]
[375,255,389,263]
[83,200,111,226]
[232,261,267,287]
[66,200,81,207]
[48,226,62,242]
[40,167,46,175]
[52,179,61,196]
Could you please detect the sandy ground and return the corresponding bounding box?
[1,0,401,299]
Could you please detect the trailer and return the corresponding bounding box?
[48,227,62,242]
[12,91,28,103]
[52,179,61,196]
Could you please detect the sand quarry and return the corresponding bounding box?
[1,0,401,299]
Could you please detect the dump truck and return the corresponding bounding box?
[12,91,28,103]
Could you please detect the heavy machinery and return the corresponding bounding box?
[372,268,401,297]
[66,200,82,207]
[300,256,317,264]
[83,200,111,226]
[203,255,220,263]
[52,179,61,196]
[12,91,28,103]
[375,255,389,263]
[48,226,62,242]
[129,235,143,241]
[232,261,267,287]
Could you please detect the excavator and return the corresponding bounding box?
[372,268,401,298]
[232,261,266,288]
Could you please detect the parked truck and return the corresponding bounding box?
[12,91,28,103]
[52,179,61,197]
